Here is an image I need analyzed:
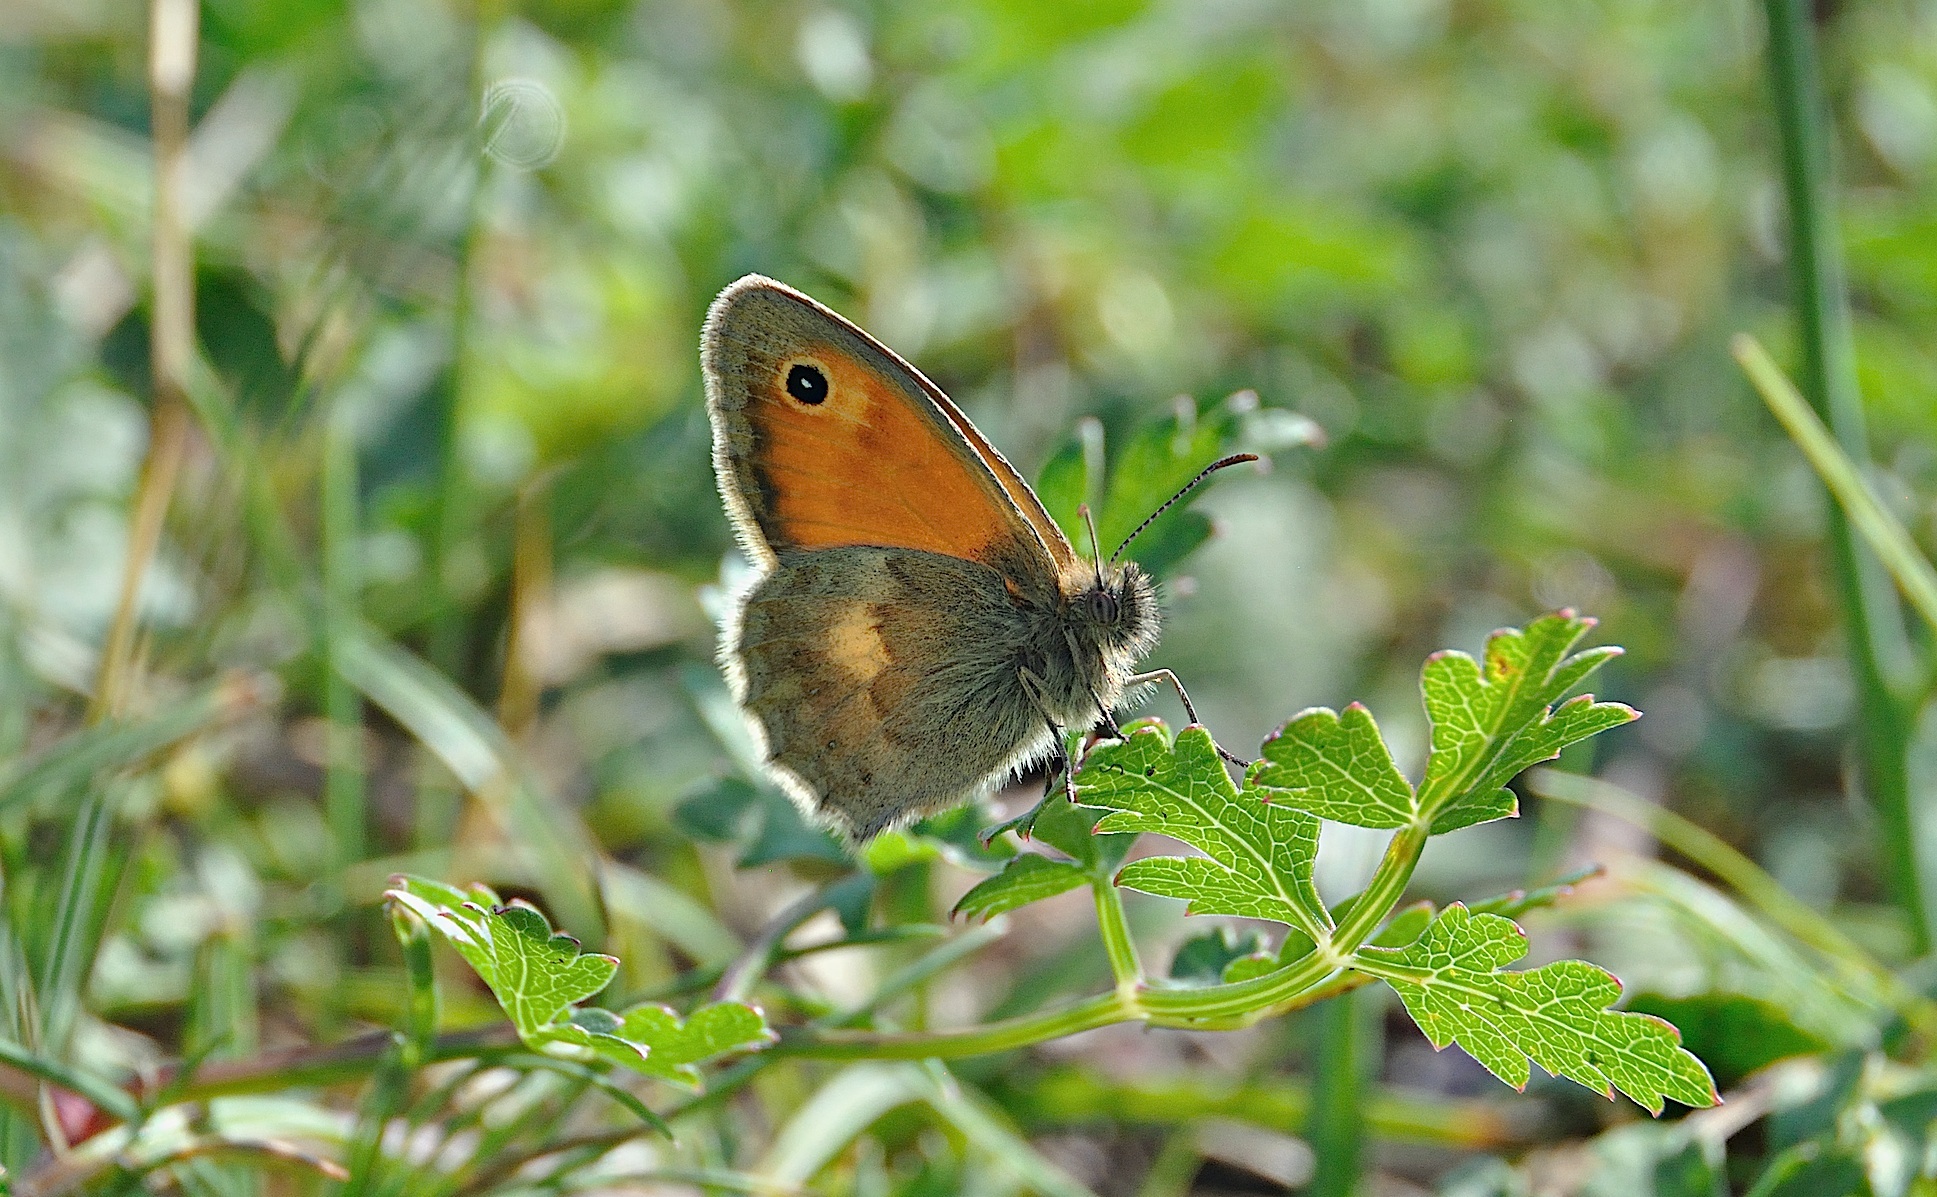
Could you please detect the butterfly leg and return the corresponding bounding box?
[980,668,1075,844]
[1125,668,1252,768]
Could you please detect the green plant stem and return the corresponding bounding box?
[1733,337,1937,633]
[781,992,1131,1060]
[425,4,491,675]
[1760,0,1928,952]
[1334,822,1430,950]
[322,407,366,880]
[1092,877,1143,987]
[1308,988,1375,1197]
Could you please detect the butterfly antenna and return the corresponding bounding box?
[1078,503,1105,589]
[1108,453,1260,565]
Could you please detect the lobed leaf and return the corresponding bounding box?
[1249,702,1415,828]
[386,875,774,1090]
[953,854,1089,922]
[1249,614,1630,836]
[560,1001,776,1087]
[1354,904,1717,1114]
[1075,723,1330,941]
[386,876,617,1039]
[1416,613,1635,819]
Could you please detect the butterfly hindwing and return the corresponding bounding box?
[727,547,1052,841]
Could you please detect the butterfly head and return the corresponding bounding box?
[1068,560,1160,660]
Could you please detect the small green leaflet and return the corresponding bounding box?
[1353,904,1717,1113]
[1248,703,1414,828]
[953,854,1089,922]
[1417,612,1635,825]
[386,876,773,1089]
[1075,723,1330,942]
[564,1002,777,1087]
[1251,611,1634,833]
[387,877,617,1037]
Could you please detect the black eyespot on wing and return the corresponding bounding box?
[786,363,829,405]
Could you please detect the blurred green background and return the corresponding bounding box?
[3,0,1937,1192]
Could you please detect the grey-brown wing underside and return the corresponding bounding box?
[725,546,1050,841]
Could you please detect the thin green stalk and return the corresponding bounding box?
[322,408,366,878]
[425,5,491,675]
[1092,877,1143,987]
[38,794,114,1060]
[1308,988,1378,1197]
[1734,337,1937,633]
[1332,822,1430,951]
[1760,0,1928,952]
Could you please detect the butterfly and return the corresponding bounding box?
[702,275,1251,843]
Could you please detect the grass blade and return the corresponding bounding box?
[1732,335,1937,634]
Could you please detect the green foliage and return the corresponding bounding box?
[1080,724,1330,940]
[386,876,774,1090]
[1249,702,1417,828]
[1354,905,1715,1114]
[387,877,616,1035]
[953,854,1089,922]
[1253,613,1635,835]
[1060,615,1706,1113]
[8,0,1935,1186]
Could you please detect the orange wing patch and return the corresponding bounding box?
[745,345,1013,562]
[704,276,1061,589]
[919,381,1077,572]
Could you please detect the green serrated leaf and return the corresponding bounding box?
[1429,788,1519,834]
[387,878,618,1040]
[388,875,775,1090]
[606,1001,776,1086]
[1416,613,1635,820]
[1354,904,1717,1114]
[1250,702,1416,828]
[540,1000,774,1087]
[953,854,1088,922]
[1076,723,1330,941]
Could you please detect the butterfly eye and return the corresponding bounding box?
[1086,589,1120,624]
[785,362,829,405]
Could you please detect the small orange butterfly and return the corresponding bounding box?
[702,275,1251,842]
